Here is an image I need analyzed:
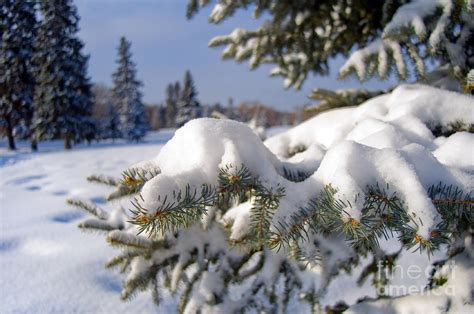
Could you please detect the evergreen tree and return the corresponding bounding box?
[32,0,94,150]
[0,0,37,150]
[112,37,148,141]
[175,70,200,127]
[178,71,198,124]
[164,83,177,128]
[71,38,96,145]
[173,81,181,104]
[100,103,121,141]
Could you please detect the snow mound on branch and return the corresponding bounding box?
[433,132,474,172]
[266,84,474,156]
[139,119,283,214]
[139,84,473,238]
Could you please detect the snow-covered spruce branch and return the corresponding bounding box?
[66,198,122,232]
[72,197,313,311]
[87,167,161,201]
[187,1,473,88]
[67,198,109,220]
[340,0,474,82]
[69,166,319,310]
[129,168,471,257]
[75,159,471,258]
[72,163,471,311]
[87,174,121,187]
[71,164,472,310]
[130,184,217,237]
[129,164,288,247]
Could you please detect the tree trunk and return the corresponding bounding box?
[5,116,16,150]
[64,136,72,150]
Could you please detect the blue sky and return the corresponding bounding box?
[76,0,395,111]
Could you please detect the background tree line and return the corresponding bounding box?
[143,78,297,130]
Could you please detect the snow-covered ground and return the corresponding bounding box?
[0,131,177,313]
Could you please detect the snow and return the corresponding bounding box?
[222,201,253,240]
[197,271,224,301]
[428,1,453,48]
[295,11,309,26]
[0,131,176,313]
[139,119,282,216]
[322,255,376,306]
[229,28,246,42]
[209,3,226,23]
[383,0,454,49]
[383,0,440,39]
[433,132,474,172]
[339,39,405,80]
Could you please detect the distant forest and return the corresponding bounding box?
[91,83,301,131]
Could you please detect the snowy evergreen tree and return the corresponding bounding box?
[173,81,181,102]
[100,103,121,141]
[164,83,177,128]
[0,0,37,150]
[112,37,148,141]
[175,70,200,127]
[32,0,94,150]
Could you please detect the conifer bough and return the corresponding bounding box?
[127,165,471,256]
[70,162,472,311]
[187,0,474,89]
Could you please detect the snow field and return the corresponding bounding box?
[0,131,175,313]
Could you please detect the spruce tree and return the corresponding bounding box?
[170,81,181,127]
[0,0,37,150]
[70,37,96,145]
[175,70,200,127]
[112,37,148,141]
[32,0,94,150]
[164,83,177,128]
[173,81,181,104]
